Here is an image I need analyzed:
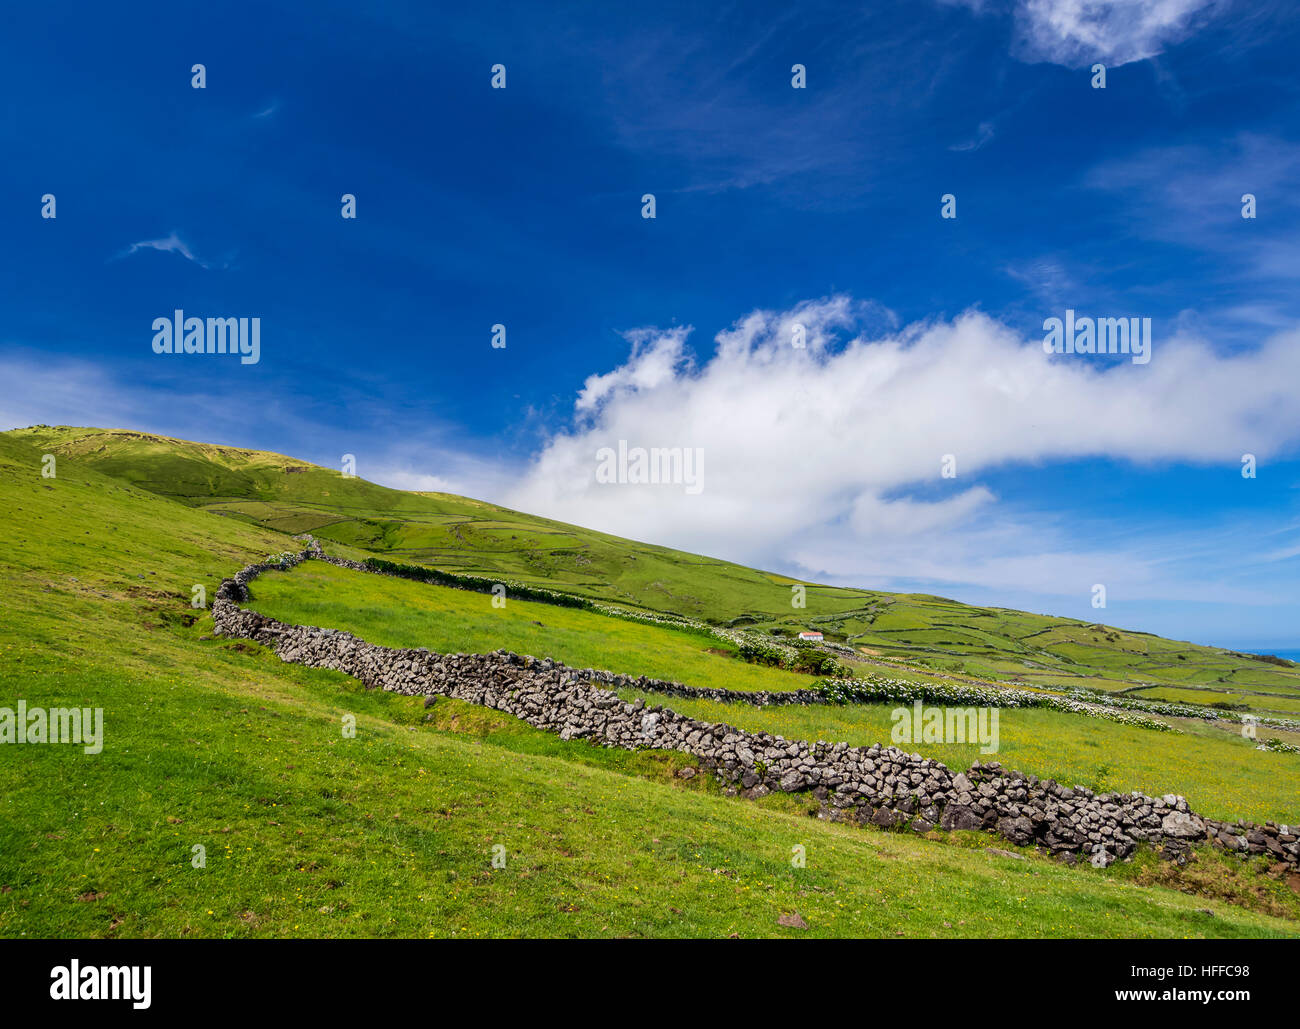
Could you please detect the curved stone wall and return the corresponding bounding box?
[211,544,1300,871]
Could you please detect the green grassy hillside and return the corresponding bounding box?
[12,425,1300,716]
[245,560,1300,826]
[11,420,1300,740]
[248,560,823,693]
[9,424,817,622]
[1,428,1298,936]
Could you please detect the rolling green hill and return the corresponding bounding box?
[12,425,1300,717]
[1,427,1298,937]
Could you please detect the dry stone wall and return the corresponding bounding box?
[212,544,1300,871]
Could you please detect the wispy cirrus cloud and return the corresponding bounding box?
[1085,133,1300,231]
[950,120,996,151]
[1003,256,1082,303]
[1083,133,1300,320]
[114,231,216,269]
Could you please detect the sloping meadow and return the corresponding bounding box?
[246,556,1300,827]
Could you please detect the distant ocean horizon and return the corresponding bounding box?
[1238,648,1300,663]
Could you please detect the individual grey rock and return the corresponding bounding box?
[996,816,1034,847]
[1161,811,1205,840]
[940,805,983,832]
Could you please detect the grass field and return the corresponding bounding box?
[246,560,821,694]
[630,694,1300,826]
[2,426,1298,937]
[242,558,1300,827]
[1128,685,1300,717]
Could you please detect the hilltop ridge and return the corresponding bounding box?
[9,424,1300,711]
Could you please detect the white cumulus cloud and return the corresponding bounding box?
[506,297,1300,600]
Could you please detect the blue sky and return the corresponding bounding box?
[4,0,1300,649]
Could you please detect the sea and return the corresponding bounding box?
[1239,649,1300,663]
